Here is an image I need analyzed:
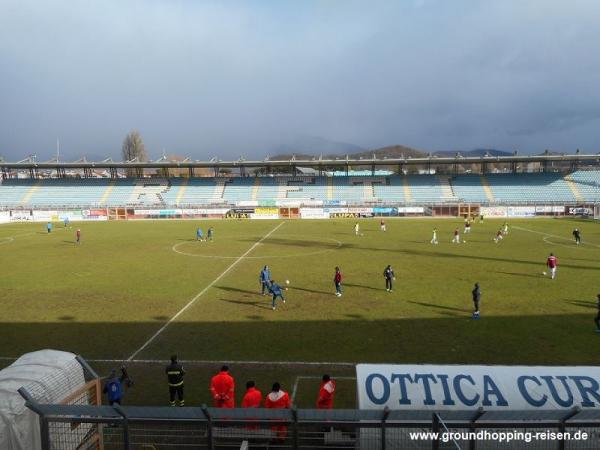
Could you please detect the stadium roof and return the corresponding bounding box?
[1,152,599,170]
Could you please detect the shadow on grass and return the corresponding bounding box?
[1,314,596,369]
[216,286,260,296]
[563,300,597,309]
[240,237,341,249]
[495,271,541,279]
[219,298,272,310]
[344,282,382,291]
[290,286,333,295]
[340,244,600,271]
[407,300,471,313]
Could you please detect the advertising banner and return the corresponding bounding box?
[480,206,508,217]
[0,211,10,223]
[300,208,329,219]
[567,207,593,216]
[10,211,33,222]
[254,207,279,216]
[348,207,374,214]
[397,206,425,213]
[373,207,398,215]
[356,364,600,410]
[249,213,279,220]
[507,206,536,217]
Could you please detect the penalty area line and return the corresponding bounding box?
[126,221,285,362]
[513,225,600,248]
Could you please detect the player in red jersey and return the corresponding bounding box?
[546,253,558,279]
[380,219,386,232]
[76,228,81,244]
[493,229,503,243]
[210,365,235,408]
[452,228,461,243]
[316,375,336,409]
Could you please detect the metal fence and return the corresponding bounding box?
[20,396,600,450]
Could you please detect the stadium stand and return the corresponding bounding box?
[1,171,600,207]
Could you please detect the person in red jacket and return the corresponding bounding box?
[316,375,336,409]
[265,382,291,441]
[241,380,262,408]
[210,365,235,408]
[334,266,343,297]
[546,253,558,280]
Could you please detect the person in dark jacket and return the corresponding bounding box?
[383,265,395,292]
[472,283,481,319]
[103,368,129,405]
[165,354,185,406]
[595,294,600,333]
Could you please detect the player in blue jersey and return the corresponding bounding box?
[196,227,204,241]
[46,222,52,233]
[259,265,271,295]
[269,280,286,310]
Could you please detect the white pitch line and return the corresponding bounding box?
[126,222,285,361]
[0,356,357,366]
[513,225,600,248]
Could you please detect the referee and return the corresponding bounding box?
[166,355,185,406]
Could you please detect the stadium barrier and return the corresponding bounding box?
[20,399,600,450]
[1,203,598,223]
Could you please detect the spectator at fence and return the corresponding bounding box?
[265,382,291,441]
[242,380,262,408]
[316,375,336,409]
[165,354,185,407]
[210,365,235,408]
[103,369,125,406]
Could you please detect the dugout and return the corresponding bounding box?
[0,349,101,450]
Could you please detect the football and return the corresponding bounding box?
[542,272,547,276]
[285,279,290,285]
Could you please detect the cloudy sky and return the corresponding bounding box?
[1,0,599,160]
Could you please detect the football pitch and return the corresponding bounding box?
[1,217,599,407]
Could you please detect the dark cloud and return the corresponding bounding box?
[1,0,599,161]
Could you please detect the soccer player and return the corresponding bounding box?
[479,214,484,224]
[46,222,52,234]
[595,294,600,333]
[165,354,185,407]
[464,219,471,234]
[265,382,291,441]
[64,216,70,228]
[380,219,386,232]
[259,265,271,295]
[316,375,336,409]
[242,380,262,408]
[354,222,360,236]
[76,229,81,244]
[546,253,558,279]
[334,266,343,297]
[383,265,395,292]
[573,228,581,245]
[210,365,235,408]
[269,280,286,310]
[502,222,509,236]
[452,228,461,243]
[207,227,214,241]
[196,227,204,241]
[472,283,481,319]
[493,229,503,243]
[431,228,438,245]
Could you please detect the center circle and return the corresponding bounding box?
[172,234,343,259]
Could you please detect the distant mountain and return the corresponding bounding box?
[268,135,365,160]
[270,143,427,161]
[433,149,514,157]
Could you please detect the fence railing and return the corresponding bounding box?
[20,396,600,450]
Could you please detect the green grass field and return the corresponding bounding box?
[1,217,599,407]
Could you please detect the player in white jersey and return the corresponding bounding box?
[431,228,438,244]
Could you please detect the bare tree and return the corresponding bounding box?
[121,130,148,162]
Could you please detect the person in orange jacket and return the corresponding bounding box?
[265,382,291,441]
[241,380,262,408]
[316,374,336,409]
[210,365,235,408]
